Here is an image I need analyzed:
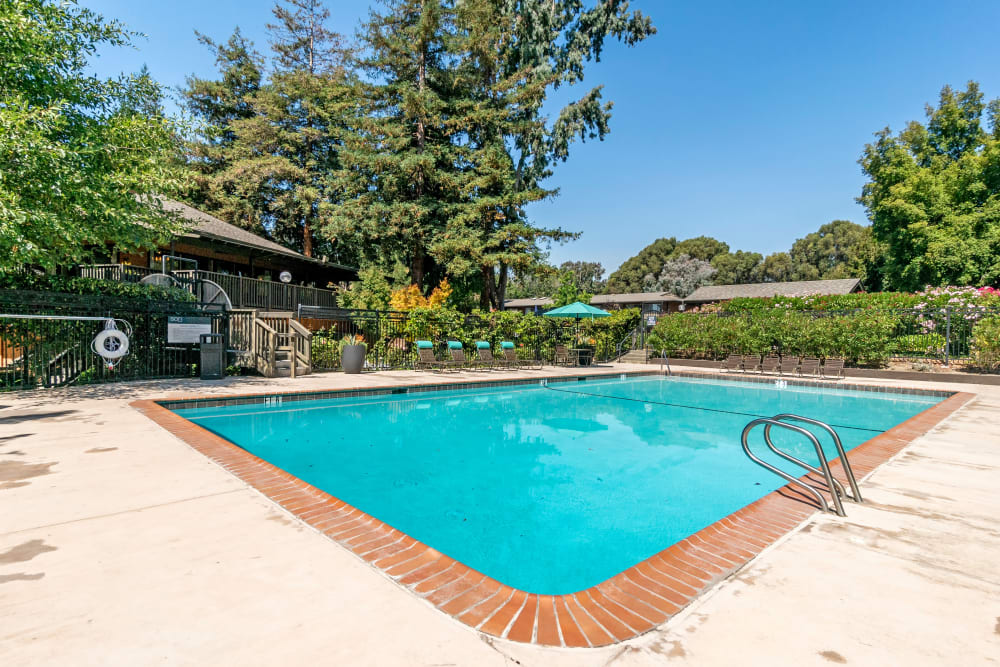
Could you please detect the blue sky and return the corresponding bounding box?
[84,0,1000,273]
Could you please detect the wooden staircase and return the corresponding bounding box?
[251,311,313,378]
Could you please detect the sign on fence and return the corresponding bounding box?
[167,316,212,344]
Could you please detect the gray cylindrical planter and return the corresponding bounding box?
[341,345,367,374]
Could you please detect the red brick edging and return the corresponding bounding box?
[131,379,973,648]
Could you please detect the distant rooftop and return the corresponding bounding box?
[685,278,862,302]
[503,297,554,308]
[591,292,681,305]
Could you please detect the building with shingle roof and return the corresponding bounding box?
[110,198,357,287]
[684,278,862,304]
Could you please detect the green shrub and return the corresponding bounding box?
[647,310,901,366]
[891,333,946,357]
[970,316,1000,371]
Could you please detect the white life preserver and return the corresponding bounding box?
[93,326,129,360]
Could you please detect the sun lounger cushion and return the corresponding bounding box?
[447,341,463,349]
[500,341,515,349]
[416,340,434,349]
[475,341,490,349]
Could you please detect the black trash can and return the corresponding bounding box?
[199,333,226,380]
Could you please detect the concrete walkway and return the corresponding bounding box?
[1,366,998,666]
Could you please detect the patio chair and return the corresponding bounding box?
[758,354,780,375]
[822,357,846,380]
[414,341,459,372]
[797,357,821,378]
[475,342,508,370]
[501,342,541,370]
[778,355,801,376]
[743,354,763,373]
[720,353,745,373]
[554,345,573,366]
[448,341,484,370]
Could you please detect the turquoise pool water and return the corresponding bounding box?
[175,375,942,594]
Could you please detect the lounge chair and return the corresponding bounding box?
[822,357,846,380]
[501,341,540,369]
[475,342,508,370]
[554,345,573,366]
[778,355,800,376]
[414,341,458,372]
[744,354,763,373]
[797,357,821,378]
[447,341,484,370]
[720,353,745,373]
[758,354,780,375]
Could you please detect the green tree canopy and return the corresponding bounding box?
[786,219,876,282]
[432,0,655,309]
[758,251,792,282]
[180,28,266,233]
[1,0,184,271]
[552,270,592,306]
[860,81,1000,290]
[605,237,677,292]
[711,250,762,285]
[180,0,354,261]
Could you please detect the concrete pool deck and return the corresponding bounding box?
[2,364,999,665]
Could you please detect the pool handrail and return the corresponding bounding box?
[741,418,847,516]
[768,414,863,503]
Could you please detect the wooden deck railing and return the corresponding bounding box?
[77,265,340,312]
[173,270,339,311]
[77,264,160,283]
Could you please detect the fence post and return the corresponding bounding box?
[944,307,951,367]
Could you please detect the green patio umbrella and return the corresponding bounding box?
[542,301,612,319]
[543,301,611,350]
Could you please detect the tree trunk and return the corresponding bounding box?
[411,244,425,288]
[303,218,314,257]
[495,262,508,309]
[480,265,494,310]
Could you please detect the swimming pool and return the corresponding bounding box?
[172,374,943,595]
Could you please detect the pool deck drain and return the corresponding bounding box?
[2,364,997,665]
[131,370,972,648]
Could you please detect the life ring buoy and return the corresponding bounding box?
[93,328,129,360]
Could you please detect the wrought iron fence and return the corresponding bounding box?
[0,289,229,391]
[298,306,412,371]
[642,306,1000,371]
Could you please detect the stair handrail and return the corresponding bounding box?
[768,414,862,502]
[253,317,279,377]
[288,319,312,374]
[742,418,846,516]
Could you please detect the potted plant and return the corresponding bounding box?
[339,334,367,374]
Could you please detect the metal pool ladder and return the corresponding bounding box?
[741,414,863,517]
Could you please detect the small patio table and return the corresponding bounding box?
[570,348,593,367]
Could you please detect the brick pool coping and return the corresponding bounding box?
[131,370,974,648]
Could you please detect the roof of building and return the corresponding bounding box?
[503,297,554,308]
[590,292,682,305]
[161,198,356,273]
[684,278,862,302]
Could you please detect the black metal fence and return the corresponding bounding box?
[644,306,1000,371]
[298,306,413,371]
[0,290,228,391]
